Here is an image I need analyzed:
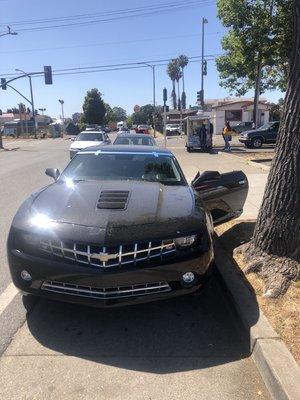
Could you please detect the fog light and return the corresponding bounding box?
[182,272,195,284]
[20,270,32,281]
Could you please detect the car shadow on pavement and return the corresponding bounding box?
[24,271,259,374]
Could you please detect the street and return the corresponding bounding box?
[0,136,271,399]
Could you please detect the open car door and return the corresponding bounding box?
[192,170,249,226]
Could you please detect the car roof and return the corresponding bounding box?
[79,145,172,155]
[116,133,154,139]
[79,130,104,134]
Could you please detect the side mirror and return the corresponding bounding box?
[192,170,221,187]
[45,168,60,180]
[70,137,75,141]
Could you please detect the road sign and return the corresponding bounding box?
[133,105,140,113]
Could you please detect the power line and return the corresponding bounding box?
[0,0,198,26]
[1,0,212,33]
[0,54,222,78]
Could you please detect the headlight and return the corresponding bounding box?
[30,213,55,229]
[174,235,197,248]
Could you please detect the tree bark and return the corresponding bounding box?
[244,0,300,297]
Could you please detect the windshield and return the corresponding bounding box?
[138,125,149,129]
[167,124,180,129]
[76,132,104,141]
[258,123,272,130]
[114,136,155,146]
[60,153,185,185]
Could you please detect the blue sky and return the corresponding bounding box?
[0,0,284,118]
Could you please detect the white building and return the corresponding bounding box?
[208,98,270,134]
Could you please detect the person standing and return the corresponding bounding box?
[222,121,232,151]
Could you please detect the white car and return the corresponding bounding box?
[69,130,111,158]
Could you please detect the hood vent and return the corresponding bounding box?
[97,190,130,210]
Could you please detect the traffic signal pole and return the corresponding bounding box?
[200,17,208,109]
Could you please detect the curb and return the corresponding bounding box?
[214,236,300,400]
[248,160,271,171]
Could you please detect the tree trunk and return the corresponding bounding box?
[243,0,300,297]
[253,56,262,128]
[172,80,177,109]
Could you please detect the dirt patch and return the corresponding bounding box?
[215,221,300,365]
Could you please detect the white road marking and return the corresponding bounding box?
[0,283,19,315]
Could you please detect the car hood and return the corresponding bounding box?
[242,128,267,135]
[70,140,104,150]
[28,180,203,243]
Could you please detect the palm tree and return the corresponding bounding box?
[167,60,178,109]
[178,55,189,109]
[172,59,182,112]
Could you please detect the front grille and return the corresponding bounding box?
[41,280,171,299]
[97,190,130,209]
[40,239,176,268]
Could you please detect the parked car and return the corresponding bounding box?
[136,124,150,134]
[85,124,102,131]
[232,121,253,133]
[166,124,181,136]
[7,145,248,308]
[114,133,156,146]
[69,130,110,158]
[239,121,280,148]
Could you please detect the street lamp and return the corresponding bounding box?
[138,63,156,137]
[15,68,37,137]
[38,108,46,115]
[0,26,18,38]
[58,99,65,123]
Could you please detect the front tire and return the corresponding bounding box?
[251,137,263,148]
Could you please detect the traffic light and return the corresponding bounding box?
[44,66,52,85]
[1,78,7,90]
[197,90,203,103]
[163,88,167,103]
[202,60,207,76]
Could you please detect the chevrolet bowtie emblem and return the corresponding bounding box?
[92,252,118,262]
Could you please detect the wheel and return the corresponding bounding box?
[187,147,192,152]
[251,137,263,148]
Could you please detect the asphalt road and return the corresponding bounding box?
[0,136,270,399]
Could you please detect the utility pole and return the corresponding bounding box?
[163,88,168,148]
[58,99,65,122]
[19,104,24,137]
[200,17,208,109]
[152,65,156,138]
[138,63,156,137]
[253,0,273,128]
[15,69,37,138]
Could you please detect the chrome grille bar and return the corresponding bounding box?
[40,239,176,269]
[41,280,171,300]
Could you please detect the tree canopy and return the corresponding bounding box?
[131,104,154,125]
[82,88,106,125]
[216,0,292,95]
[112,106,127,121]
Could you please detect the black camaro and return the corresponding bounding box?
[7,145,248,307]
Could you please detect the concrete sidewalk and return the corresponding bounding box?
[167,143,269,220]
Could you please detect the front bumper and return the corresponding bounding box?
[8,246,214,308]
[238,136,250,144]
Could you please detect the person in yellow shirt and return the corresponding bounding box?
[222,121,232,151]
